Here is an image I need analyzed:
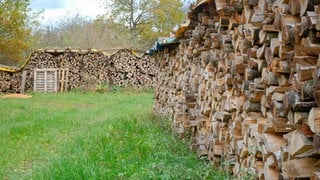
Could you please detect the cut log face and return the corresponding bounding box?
[284,130,314,156]
[282,158,320,179]
[308,107,320,133]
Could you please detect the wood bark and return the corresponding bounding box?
[153,0,320,178]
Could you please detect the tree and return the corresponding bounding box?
[109,0,185,49]
[0,0,31,65]
[110,0,156,33]
[140,0,185,41]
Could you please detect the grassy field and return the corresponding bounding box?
[0,91,226,179]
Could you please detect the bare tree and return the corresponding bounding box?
[32,14,132,50]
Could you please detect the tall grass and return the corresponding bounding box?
[0,92,226,179]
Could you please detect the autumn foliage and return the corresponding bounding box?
[0,0,31,65]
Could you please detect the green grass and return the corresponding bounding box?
[0,91,226,179]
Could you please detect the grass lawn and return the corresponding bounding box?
[0,91,226,179]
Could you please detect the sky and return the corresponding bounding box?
[30,0,109,25]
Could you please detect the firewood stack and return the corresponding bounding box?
[108,49,157,86]
[0,70,23,93]
[0,49,156,92]
[154,0,320,179]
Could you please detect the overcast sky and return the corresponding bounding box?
[30,0,108,25]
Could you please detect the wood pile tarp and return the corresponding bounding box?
[153,0,320,179]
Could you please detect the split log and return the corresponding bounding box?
[284,130,314,156]
[282,158,320,179]
[308,107,320,133]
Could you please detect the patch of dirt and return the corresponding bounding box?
[2,93,32,99]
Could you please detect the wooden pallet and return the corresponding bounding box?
[33,68,68,93]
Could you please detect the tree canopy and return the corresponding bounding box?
[0,0,31,65]
[109,0,185,49]
[141,0,185,39]
[110,0,156,32]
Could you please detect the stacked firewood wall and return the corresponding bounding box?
[154,0,320,179]
[108,50,157,86]
[0,49,156,92]
[0,71,23,93]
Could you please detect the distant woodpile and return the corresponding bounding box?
[0,49,156,92]
[153,0,320,179]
